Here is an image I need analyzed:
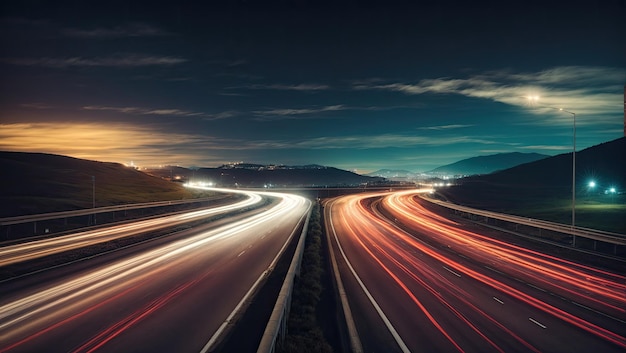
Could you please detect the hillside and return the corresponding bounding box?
[439,138,626,232]
[145,164,386,187]
[0,152,201,217]
[429,152,549,175]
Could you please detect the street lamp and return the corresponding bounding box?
[92,175,96,225]
[526,96,577,243]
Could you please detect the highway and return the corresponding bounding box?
[0,188,311,353]
[0,189,261,267]
[326,189,626,353]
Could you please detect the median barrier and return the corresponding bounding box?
[257,206,312,353]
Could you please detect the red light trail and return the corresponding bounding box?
[327,189,626,352]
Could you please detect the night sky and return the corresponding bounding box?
[1,1,625,173]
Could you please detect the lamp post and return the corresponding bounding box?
[527,96,576,245]
[559,108,576,238]
[92,175,96,225]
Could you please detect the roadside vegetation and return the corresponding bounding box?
[440,186,625,234]
[0,152,213,217]
[278,203,333,353]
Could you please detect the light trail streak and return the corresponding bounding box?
[384,190,626,314]
[328,189,626,352]
[0,189,262,266]
[0,189,309,352]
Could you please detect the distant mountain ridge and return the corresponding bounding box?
[463,138,626,188]
[429,152,550,175]
[146,163,386,187]
[0,153,392,217]
[366,169,415,178]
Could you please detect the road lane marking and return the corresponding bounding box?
[493,297,504,304]
[572,301,626,324]
[325,205,364,353]
[329,204,407,353]
[442,266,461,278]
[527,283,547,292]
[529,317,547,329]
[484,266,504,275]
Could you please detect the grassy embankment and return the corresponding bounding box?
[440,185,625,234]
[0,152,211,217]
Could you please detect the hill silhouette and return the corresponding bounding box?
[440,137,626,232]
[0,152,198,217]
[464,138,625,188]
[429,152,549,175]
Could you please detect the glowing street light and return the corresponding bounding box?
[588,180,596,189]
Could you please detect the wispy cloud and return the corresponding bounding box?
[83,105,204,117]
[355,66,626,124]
[252,105,345,120]
[239,83,330,91]
[20,102,55,110]
[418,124,473,130]
[82,105,238,120]
[517,145,571,151]
[3,54,187,68]
[62,23,170,38]
[250,103,422,121]
[244,134,504,150]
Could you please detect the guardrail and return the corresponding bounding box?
[422,196,626,254]
[0,195,234,240]
[256,206,312,353]
[0,196,226,226]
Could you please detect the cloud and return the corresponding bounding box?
[517,145,572,151]
[82,105,238,120]
[356,66,626,123]
[244,134,504,150]
[62,23,169,38]
[252,105,345,119]
[82,105,206,118]
[0,122,194,164]
[203,111,239,120]
[250,103,424,121]
[0,122,244,166]
[3,54,187,68]
[20,102,55,110]
[239,83,330,91]
[418,124,473,130]
[226,59,247,67]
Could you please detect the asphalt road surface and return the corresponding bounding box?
[326,189,625,353]
[0,188,310,353]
